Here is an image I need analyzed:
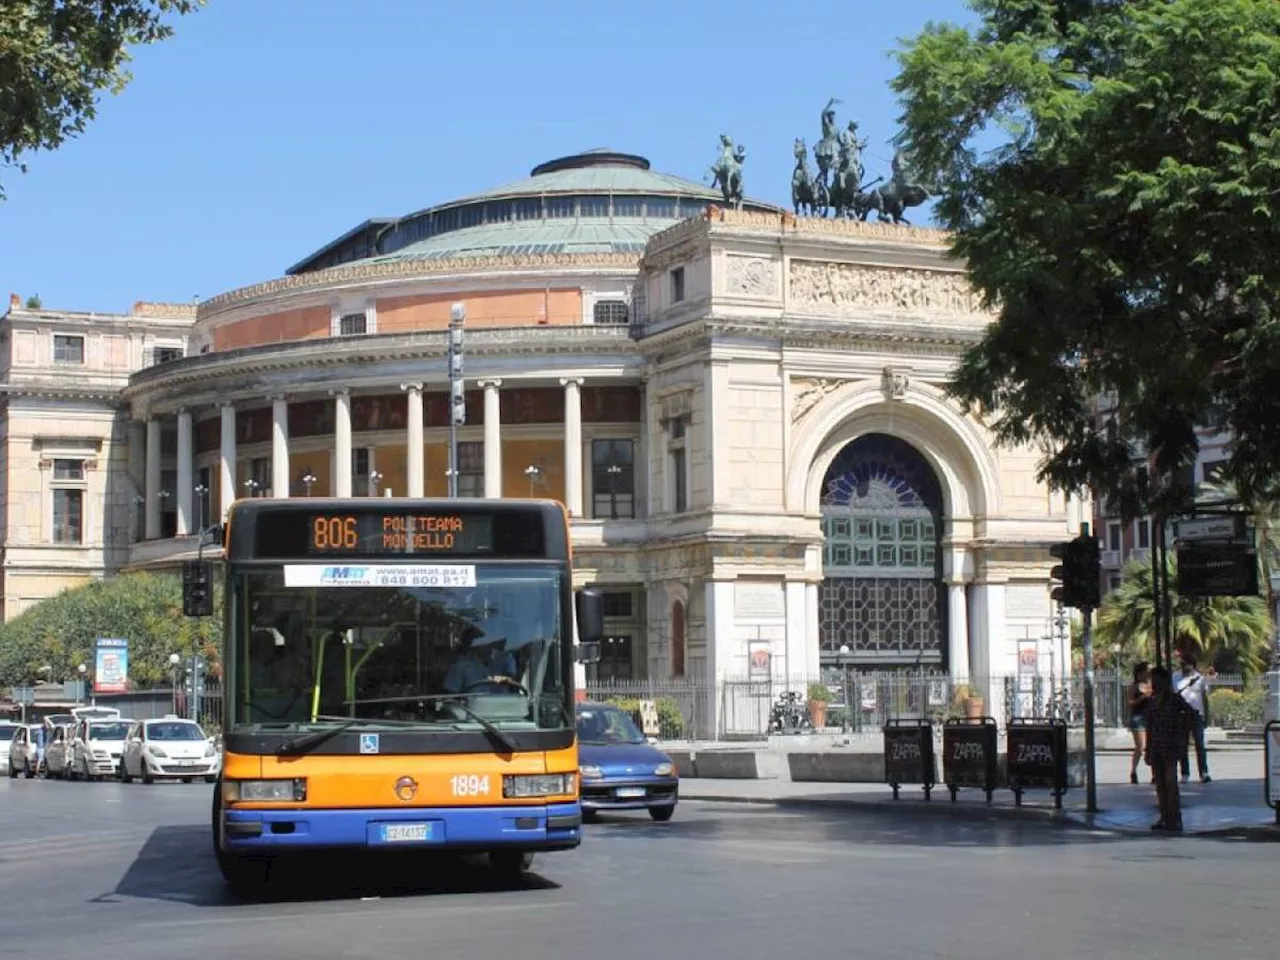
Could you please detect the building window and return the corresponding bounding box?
[670,602,686,678]
[646,198,677,219]
[545,197,575,218]
[614,197,643,218]
[457,441,484,498]
[53,459,84,481]
[1137,518,1150,549]
[667,418,687,513]
[1107,521,1122,552]
[670,267,685,303]
[53,335,84,364]
[1108,575,1122,592]
[53,489,83,544]
[580,197,609,217]
[602,592,633,618]
[591,439,635,519]
[152,346,183,365]
[338,312,367,336]
[592,300,629,326]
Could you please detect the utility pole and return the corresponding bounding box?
[448,303,466,498]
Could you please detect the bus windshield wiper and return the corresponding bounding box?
[275,715,421,756]
[342,693,519,754]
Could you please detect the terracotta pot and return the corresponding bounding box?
[808,699,828,729]
[965,696,985,720]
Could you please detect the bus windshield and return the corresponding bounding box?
[229,562,567,733]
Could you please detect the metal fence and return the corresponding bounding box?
[584,671,1249,742]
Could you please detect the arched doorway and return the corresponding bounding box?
[818,434,945,667]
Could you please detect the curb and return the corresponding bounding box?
[683,792,1280,840]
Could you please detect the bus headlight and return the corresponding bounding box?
[579,765,603,780]
[223,779,307,803]
[503,773,575,798]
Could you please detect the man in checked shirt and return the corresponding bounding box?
[1144,666,1197,832]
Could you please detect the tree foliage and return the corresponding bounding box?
[1095,557,1272,677]
[0,1,202,197]
[891,0,1280,511]
[0,571,222,688]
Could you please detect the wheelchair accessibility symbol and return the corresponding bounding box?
[360,733,380,755]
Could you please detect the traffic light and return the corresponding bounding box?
[183,559,214,617]
[1049,534,1102,610]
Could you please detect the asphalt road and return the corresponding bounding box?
[1,775,1276,960]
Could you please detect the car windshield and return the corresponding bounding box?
[89,722,131,740]
[146,722,205,741]
[576,706,645,744]
[228,563,568,732]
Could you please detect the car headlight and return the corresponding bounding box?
[502,773,575,798]
[579,764,603,780]
[147,745,168,758]
[203,743,216,757]
[223,779,307,803]
[654,762,675,777]
[92,750,110,759]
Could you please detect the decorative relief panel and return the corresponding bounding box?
[724,255,780,299]
[790,377,845,425]
[788,260,985,316]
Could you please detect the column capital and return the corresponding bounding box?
[559,376,584,388]
[328,387,350,399]
[399,382,424,393]
[478,378,503,389]
[268,393,290,404]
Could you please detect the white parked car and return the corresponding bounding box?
[71,718,134,780]
[44,724,75,778]
[120,717,220,783]
[0,721,19,771]
[7,724,45,778]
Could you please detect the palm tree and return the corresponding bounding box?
[1096,556,1273,677]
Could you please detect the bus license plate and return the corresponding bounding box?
[376,822,437,844]
[615,787,646,798]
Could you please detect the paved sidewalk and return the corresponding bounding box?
[678,748,1280,839]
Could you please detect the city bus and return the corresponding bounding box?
[194,498,603,891]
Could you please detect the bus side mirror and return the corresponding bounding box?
[575,588,604,645]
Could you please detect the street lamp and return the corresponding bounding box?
[838,644,853,734]
[194,483,208,530]
[169,653,181,716]
[448,302,467,498]
[524,464,541,498]
[300,470,316,497]
[606,463,623,519]
[368,470,383,498]
[243,478,259,498]
[77,662,91,706]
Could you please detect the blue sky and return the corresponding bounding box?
[0,0,973,313]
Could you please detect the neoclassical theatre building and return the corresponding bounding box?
[1,149,1085,694]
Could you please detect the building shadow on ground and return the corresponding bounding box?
[106,825,561,907]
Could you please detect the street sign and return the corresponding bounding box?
[1177,543,1259,597]
[1176,515,1245,542]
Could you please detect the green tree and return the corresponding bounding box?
[0,1,202,198]
[1095,557,1272,677]
[891,0,1280,508]
[0,571,222,688]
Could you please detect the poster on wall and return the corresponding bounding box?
[747,641,771,682]
[94,638,129,694]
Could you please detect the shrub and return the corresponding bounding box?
[1208,687,1266,729]
[603,695,687,739]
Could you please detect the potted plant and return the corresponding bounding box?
[950,682,985,720]
[807,683,832,729]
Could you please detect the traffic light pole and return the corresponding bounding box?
[1081,603,1098,814]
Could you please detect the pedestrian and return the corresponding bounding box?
[1126,661,1152,785]
[1144,666,1196,832]
[1173,651,1211,783]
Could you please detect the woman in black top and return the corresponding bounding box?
[1127,661,1152,784]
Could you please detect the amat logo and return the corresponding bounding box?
[321,567,369,583]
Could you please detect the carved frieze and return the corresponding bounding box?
[790,376,845,425]
[724,255,780,298]
[788,260,985,316]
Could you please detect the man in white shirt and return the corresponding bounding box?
[1173,652,1211,783]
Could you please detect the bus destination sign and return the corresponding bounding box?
[308,513,495,556]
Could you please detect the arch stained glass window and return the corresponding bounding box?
[818,434,945,665]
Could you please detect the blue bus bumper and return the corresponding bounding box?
[221,802,582,852]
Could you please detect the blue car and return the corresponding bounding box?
[576,702,678,822]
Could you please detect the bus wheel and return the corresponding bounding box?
[489,850,534,879]
[212,787,268,897]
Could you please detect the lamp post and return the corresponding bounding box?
[132,494,145,541]
[169,653,181,716]
[194,483,208,531]
[606,463,623,519]
[448,302,467,498]
[300,470,316,497]
[368,470,383,498]
[524,464,541,498]
[77,662,91,706]
[838,644,853,734]
[243,478,259,498]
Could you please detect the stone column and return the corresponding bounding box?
[271,397,290,498]
[332,389,352,498]
[948,583,971,680]
[561,377,584,516]
[219,403,236,520]
[144,417,162,540]
[176,409,193,536]
[480,379,502,498]
[401,382,424,498]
